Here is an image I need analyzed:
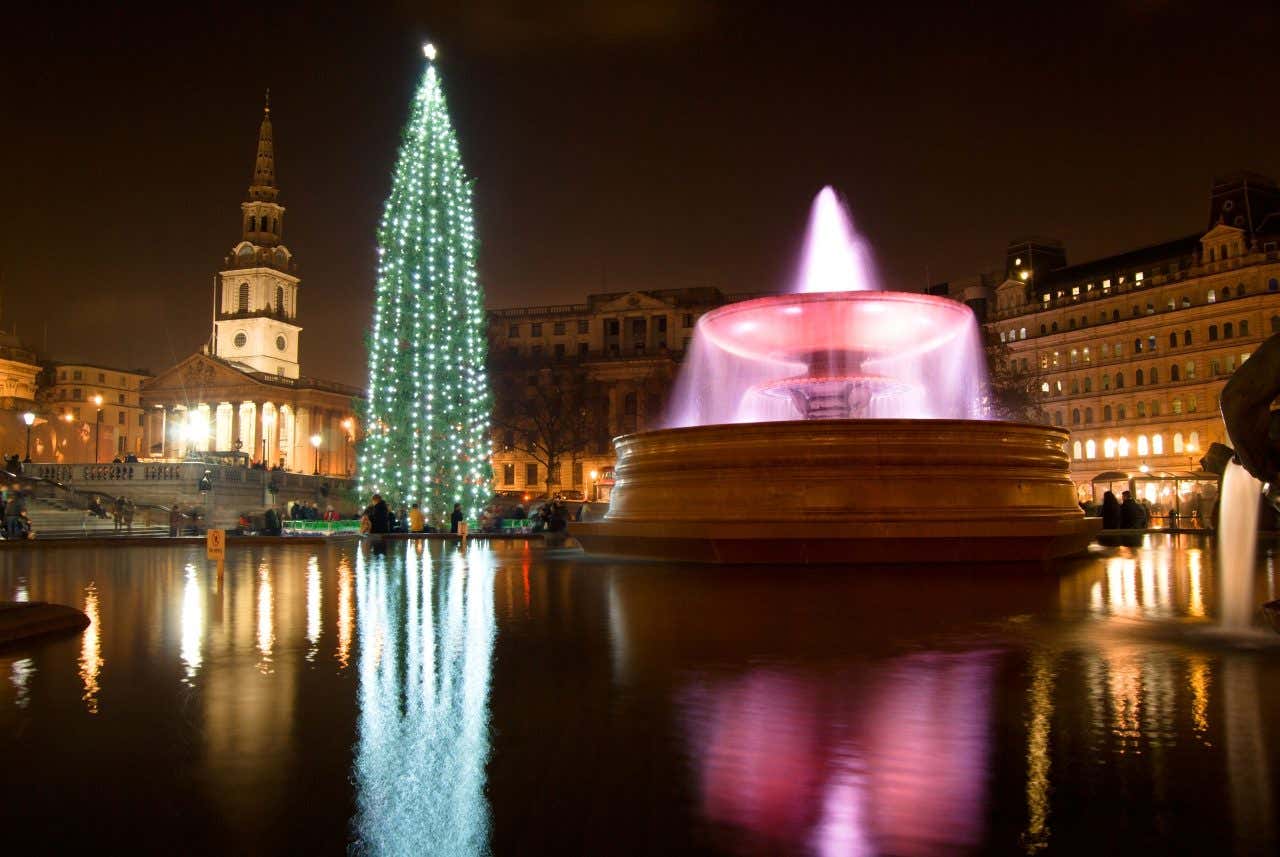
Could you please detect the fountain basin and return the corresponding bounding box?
[573,419,1099,564]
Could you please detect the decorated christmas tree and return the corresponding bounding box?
[359,44,492,524]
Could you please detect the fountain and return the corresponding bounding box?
[573,188,1099,563]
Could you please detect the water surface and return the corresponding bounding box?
[1,537,1278,855]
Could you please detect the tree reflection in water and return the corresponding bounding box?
[351,542,496,856]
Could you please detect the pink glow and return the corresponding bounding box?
[663,188,989,427]
[795,187,879,293]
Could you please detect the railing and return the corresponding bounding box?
[281,520,362,536]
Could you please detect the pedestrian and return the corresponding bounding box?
[409,502,425,534]
[364,493,390,534]
[1120,490,1142,529]
[123,498,135,534]
[450,502,464,534]
[4,491,23,539]
[263,505,282,536]
[112,496,125,532]
[1101,490,1120,529]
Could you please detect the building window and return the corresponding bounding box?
[553,321,566,335]
[524,463,539,486]
[509,324,520,338]
[624,393,637,415]
[1072,408,1081,425]
[1272,315,1280,334]
[1114,372,1124,389]
[1135,369,1144,386]
[578,342,589,356]
[1169,332,1177,349]
[1240,320,1249,336]
[238,283,250,312]
[1134,338,1142,353]
[682,313,694,328]
[578,319,589,334]
[656,317,667,333]
[1084,377,1093,392]
[606,319,620,336]
[1019,328,1026,339]
[1224,322,1234,339]
[1150,367,1158,384]
[1209,324,1218,341]
[1118,405,1126,420]
[1102,375,1111,391]
[1188,395,1198,412]
[1104,405,1113,421]
[1146,303,1154,315]
[1051,322,1059,332]
[1101,343,1110,358]
[1132,305,1140,317]
[1171,364,1180,381]
[1084,408,1093,424]
[1185,361,1196,379]
[1207,289,1216,303]
[1152,434,1163,454]
[1151,400,1160,416]
[1104,438,1116,458]
[531,323,543,337]
[118,411,126,425]
[1073,440,1082,459]
[502,464,515,486]
[1222,286,1232,299]
[1270,278,1279,292]
[73,388,81,400]
[1085,439,1097,459]
[73,370,83,381]
[554,344,565,359]
[1173,432,1184,453]
[138,413,145,427]
[1137,435,1149,455]
[1172,398,1183,415]
[1137,402,1146,418]
[117,394,124,404]
[1040,324,1047,335]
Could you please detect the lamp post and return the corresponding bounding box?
[22,412,35,463]
[341,417,355,477]
[589,469,598,502]
[310,433,322,475]
[92,394,104,464]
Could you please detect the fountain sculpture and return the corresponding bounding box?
[573,188,1099,563]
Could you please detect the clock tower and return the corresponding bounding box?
[212,93,303,379]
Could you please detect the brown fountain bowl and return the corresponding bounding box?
[573,419,1100,565]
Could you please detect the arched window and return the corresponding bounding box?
[1240,320,1249,336]
[1172,398,1183,414]
[1146,302,1154,314]
[1040,324,1047,335]
[1238,282,1246,296]
[1054,411,1064,427]
[1112,309,1120,322]
[1073,440,1083,460]
[1131,305,1140,317]
[1169,331,1178,348]
[1084,377,1093,392]
[1152,434,1164,454]
[1137,401,1146,417]
[1189,431,1200,450]
[1224,322,1234,339]
[1171,364,1180,381]
[1100,312,1108,323]
[237,282,249,313]
[1270,278,1278,292]
[1167,298,1175,311]
[1072,408,1081,424]
[248,216,256,232]
[1150,400,1160,416]
[1222,286,1232,299]
[1183,329,1192,345]
[1118,437,1130,457]
[1118,405,1126,420]
[1188,395,1197,413]
[1085,439,1097,459]
[1134,338,1143,353]
[1104,438,1116,458]
[1084,407,1093,424]
[1052,321,1059,332]
[1185,361,1195,379]
[1137,435,1149,456]
[1104,404,1113,421]
[1209,324,1218,341]
[1070,379,1080,394]
[1207,289,1216,303]
[1115,372,1124,389]
[1150,367,1158,384]
[1102,374,1111,391]
[1080,316,1088,327]
[1136,368,1144,385]
[1020,327,1026,339]
[1173,432,1184,453]
[1181,296,1191,307]
[1069,318,1077,329]
[276,286,284,312]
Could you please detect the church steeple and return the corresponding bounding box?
[239,92,286,250]
[249,90,278,202]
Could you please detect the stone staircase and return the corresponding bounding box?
[16,496,170,540]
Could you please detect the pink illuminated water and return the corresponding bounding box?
[1219,460,1262,630]
[665,187,989,428]
[796,187,879,293]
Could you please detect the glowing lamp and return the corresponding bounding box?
[22,412,35,427]
[310,434,322,449]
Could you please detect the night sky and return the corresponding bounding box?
[5,1,1278,388]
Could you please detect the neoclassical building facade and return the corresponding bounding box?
[139,99,359,477]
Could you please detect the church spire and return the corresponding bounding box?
[249,90,277,202]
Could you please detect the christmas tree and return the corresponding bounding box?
[359,44,492,525]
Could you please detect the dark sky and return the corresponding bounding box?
[5,0,1278,388]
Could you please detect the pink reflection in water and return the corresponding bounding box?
[681,652,995,856]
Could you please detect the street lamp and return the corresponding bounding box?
[22,412,35,463]
[310,433,322,475]
[92,394,104,464]
[589,469,598,502]
[341,417,355,476]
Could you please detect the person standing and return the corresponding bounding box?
[450,502,464,534]
[364,494,390,534]
[409,502,425,534]
[4,491,23,539]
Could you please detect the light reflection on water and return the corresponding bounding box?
[0,536,1275,854]
[350,543,496,857]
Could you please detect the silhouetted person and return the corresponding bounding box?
[365,494,390,534]
[1120,490,1144,529]
[1101,490,1121,529]
[450,503,464,534]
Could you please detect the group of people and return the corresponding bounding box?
[1097,490,1151,529]
[361,495,467,535]
[108,453,141,464]
[284,500,340,521]
[1088,487,1216,530]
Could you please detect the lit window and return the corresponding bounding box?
[1207,289,1216,303]
[1189,431,1200,450]
[1072,286,1080,297]
[1152,434,1164,454]
[1083,347,1091,362]
[1104,438,1116,458]
[1102,279,1111,290]
[1118,437,1130,457]
[1085,439,1097,459]
[1040,381,1050,393]
[1073,440,1083,459]
[1019,328,1026,339]
[1137,435,1149,456]
[1173,433,1184,453]
[1135,271,1144,282]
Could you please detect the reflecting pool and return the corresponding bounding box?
[1,537,1278,855]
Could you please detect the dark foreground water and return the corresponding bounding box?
[1,537,1278,855]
